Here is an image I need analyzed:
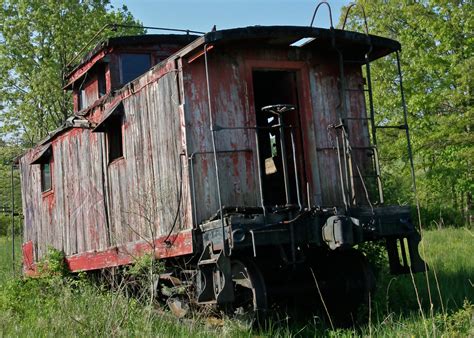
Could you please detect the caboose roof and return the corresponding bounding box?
[65,34,199,88]
[178,25,400,62]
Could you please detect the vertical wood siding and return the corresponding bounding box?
[20,44,373,261]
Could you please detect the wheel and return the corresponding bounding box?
[231,259,268,325]
[311,249,376,326]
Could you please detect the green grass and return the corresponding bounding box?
[0,229,472,337]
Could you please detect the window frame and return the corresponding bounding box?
[40,158,53,194]
[106,114,124,164]
[119,53,152,85]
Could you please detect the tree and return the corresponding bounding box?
[341,1,473,226]
[0,0,144,145]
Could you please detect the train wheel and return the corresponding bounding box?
[319,249,376,326]
[231,259,267,325]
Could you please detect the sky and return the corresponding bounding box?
[109,0,351,33]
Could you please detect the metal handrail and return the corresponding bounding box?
[341,3,370,34]
[66,23,205,70]
[309,1,334,29]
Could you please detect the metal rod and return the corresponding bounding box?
[396,51,419,203]
[341,129,351,203]
[335,134,348,210]
[277,114,291,205]
[204,44,228,256]
[307,182,311,208]
[365,61,377,146]
[66,24,205,69]
[373,147,384,204]
[254,128,266,216]
[375,125,407,129]
[310,1,334,28]
[290,129,302,211]
[188,156,198,226]
[342,3,369,34]
[114,24,205,35]
[11,163,15,274]
[249,230,257,257]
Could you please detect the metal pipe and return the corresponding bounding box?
[342,3,369,34]
[203,44,228,256]
[290,129,302,211]
[365,61,377,146]
[249,230,257,257]
[373,147,384,204]
[306,182,311,209]
[343,128,356,205]
[11,163,15,274]
[254,128,266,216]
[335,133,348,210]
[66,24,205,69]
[396,51,418,197]
[277,114,291,205]
[188,155,198,226]
[341,129,351,203]
[310,1,334,28]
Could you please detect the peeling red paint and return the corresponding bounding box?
[66,230,193,272]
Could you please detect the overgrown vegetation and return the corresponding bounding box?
[343,0,473,227]
[0,228,472,336]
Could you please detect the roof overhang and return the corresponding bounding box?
[177,26,400,62]
[30,144,52,165]
[65,34,200,89]
[92,100,124,132]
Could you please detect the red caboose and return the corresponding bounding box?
[20,23,425,320]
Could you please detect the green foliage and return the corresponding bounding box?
[0,228,473,336]
[342,0,473,227]
[125,253,165,279]
[0,141,23,236]
[0,0,144,145]
[36,246,69,277]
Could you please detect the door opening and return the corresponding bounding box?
[252,70,305,206]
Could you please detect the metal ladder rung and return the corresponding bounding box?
[343,117,371,121]
[316,146,376,151]
[343,60,367,64]
[345,88,369,92]
[375,125,407,130]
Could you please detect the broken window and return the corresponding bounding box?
[107,116,124,162]
[120,53,151,84]
[92,101,125,163]
[30,144,53,193]
[41,162,52,192]
[98,65,107,97]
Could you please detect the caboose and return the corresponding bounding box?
[19,20,426,321]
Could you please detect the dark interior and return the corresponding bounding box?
[252,70,305,206]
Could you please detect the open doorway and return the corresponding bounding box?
[252,70,305,206]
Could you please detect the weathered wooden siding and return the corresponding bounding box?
[183,50,258,224]
[20,39,374,263]
[309,58,372,206]
[182,46,373,222]
[20,61,192,261]
[106,66,191,246]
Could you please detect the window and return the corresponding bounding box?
[98,65,107,97]
[78,89,87,111]
[41,162,52,192]
[30,144,53,193]
[120,53,151,84]
[107,116,123,162]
